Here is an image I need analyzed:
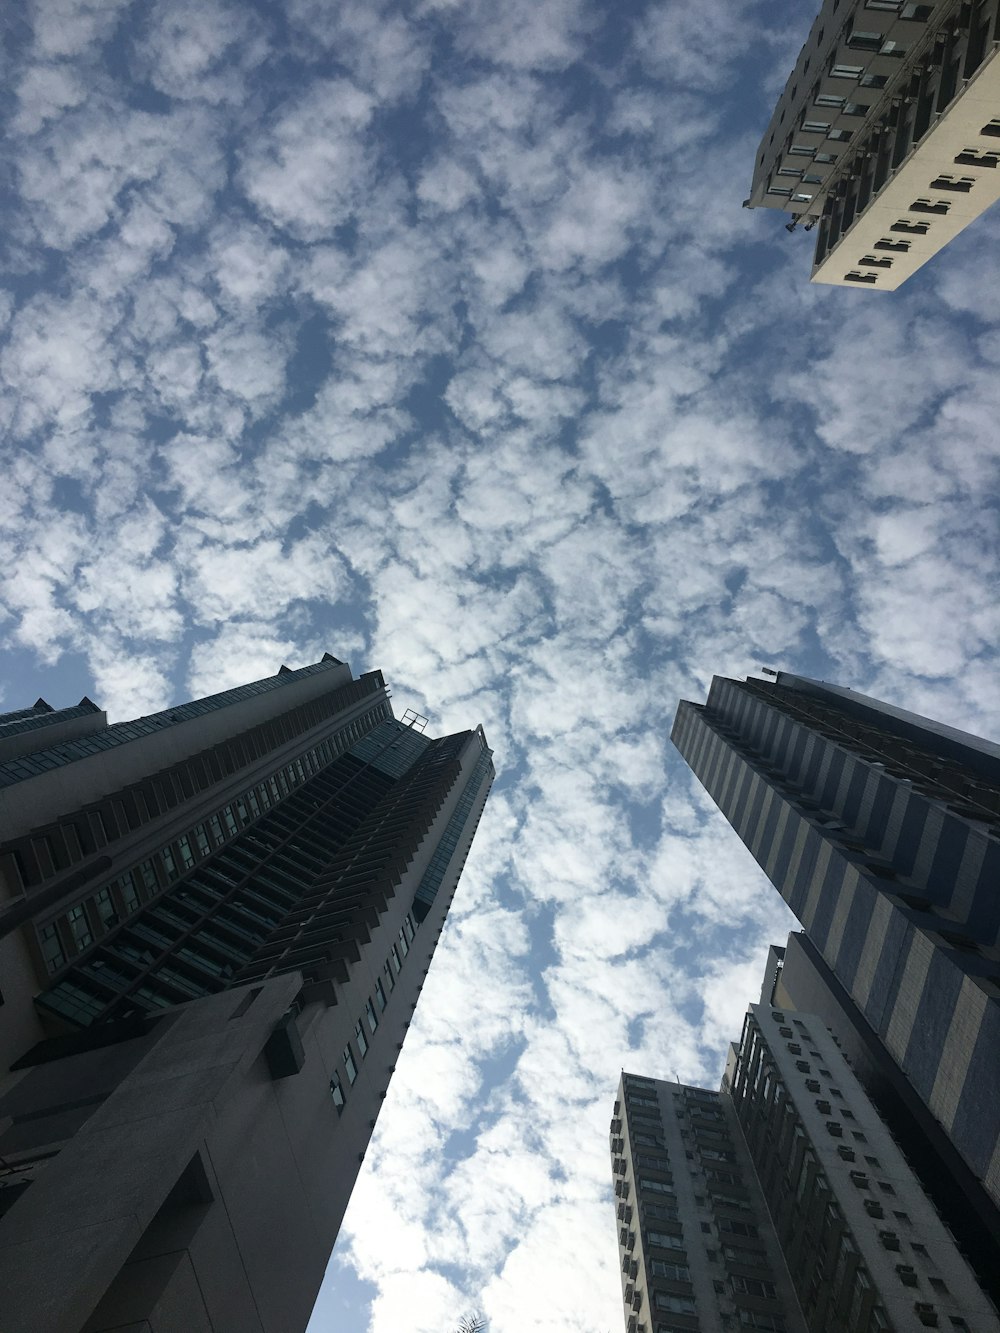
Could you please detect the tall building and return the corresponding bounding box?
[747,0,1000,290]
[670,672,1000,1232]
[0,656,494,1333]
[611,1070,808,1333]
[611,1017,1000,1333]
[763,932,1000,1303]
[726,1002,1000,1332]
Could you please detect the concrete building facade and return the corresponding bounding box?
[748,0,1000,289]
[763,932,1000,1303]
[726,1002,1000,1332]
[0,657,494,1333]
[671,671,1000,1224]
[611,1071,807,1333]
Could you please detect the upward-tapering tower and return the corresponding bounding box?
[671,671,1000,1232]
[0,656,493,1333]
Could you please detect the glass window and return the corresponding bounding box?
[330,1073,345,1112]
[39,923,65,973]
[208,814,225,846]
[161,845,178,879]
[731,1275,776,1299]
[66,904,93,949]
[404,913,415,941]
[647,1230,685,1250]
[194,825,211,857]
[366,999,378,1035]
[94,887,117,927]
[655,1292,697,1314]
[398,927,409,957]
[177,835,194,869]
[343,1044,358,1084]
[120,871,140,913]
[384,958,396,990]
[355,1018,369,1057]
[375,978,387,1011]
[651,1259,690,1281]
[391,945,402,974]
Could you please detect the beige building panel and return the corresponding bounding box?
[851,892,894,1014]
[929,977,988,1131]
[813,51,1000,290]
[884,930,934,1065]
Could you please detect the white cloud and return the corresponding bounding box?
[3,4,1000,1332]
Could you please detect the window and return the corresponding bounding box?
[355,1019,369,1057]
[720,1219,758,1238]
[831,64,864,78]
[850,1171,870,1189]
[731,1275,776,1299]
[891,218,929,234]
[828,128,852,142]
[366,999,379,1035]
[802,120,830,133]
[848,29,882,51]
[655,1293,697,1314]
[893,1211,911,1224]
[39,923,65,973]
[651,1260,690,1281]
[384,958,396,990]
[404,913,415,942]
[647,1230,685,1250]
[837,1146,856,1161]
[397,927,409,957]
[911,1243,927,1256]
[391,945,402,974]
[880,1231,900,1251]
[816,94,846,108]
[330,1073,345,1112]
[343,1043,358,1084]
[864,1156,881,1168]
[640,1178,676,1195]
[878,1181,895,1194]
[66,904,92,950]
[930,175,974,193]
[375,978,387,1011]
[852,1132,868,1143]
[910,198,950,215]
[929,1278,949,1295]
[177,834,195,869]
[896,1264,919,1287]
[864,1200,885,1218]
[161,845,177,879]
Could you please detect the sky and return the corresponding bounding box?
[2,0,1000,1329]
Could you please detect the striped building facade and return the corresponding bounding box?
[671,673,1000,1223]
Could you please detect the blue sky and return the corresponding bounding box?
[3,0,1000,1329]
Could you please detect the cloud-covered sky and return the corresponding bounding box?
[3,1,1000,1329]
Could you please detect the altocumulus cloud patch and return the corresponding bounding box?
[2,0,1000,1330]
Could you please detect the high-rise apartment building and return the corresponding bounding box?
[763,932,1000,1303]
[611,1070,807,1333]
[670,672,1000,1231]
[748,0,1000,289]
[0,656,494,1333]
[726,1002,1000,1332]
[611,1016,999,1332]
